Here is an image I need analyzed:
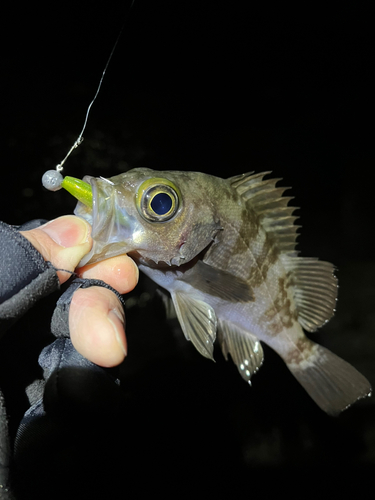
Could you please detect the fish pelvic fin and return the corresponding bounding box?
[284,339,371,415]
[217,320,264,384]
[171,291,217,360]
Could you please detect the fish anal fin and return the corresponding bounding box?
[182,260,254,303]
[283,256,338,332]
[285,341,371,415]
[171,291,217,360]
[217,319,264,384]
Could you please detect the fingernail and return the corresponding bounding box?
[41,216,90,247]
[107,308,127,357]
[132,258,139,284]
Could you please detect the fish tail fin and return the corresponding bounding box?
[284,341,371,415]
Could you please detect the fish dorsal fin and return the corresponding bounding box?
[171,291,217,360]
[228,172,300,255]
[282,256,338,332]
[217,319,264,384]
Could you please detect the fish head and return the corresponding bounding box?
[75,168,222,267]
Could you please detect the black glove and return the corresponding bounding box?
[0,221,127,499]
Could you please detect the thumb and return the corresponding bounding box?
[21,215,92,284]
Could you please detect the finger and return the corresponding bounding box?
[69,286,127,368]
[21,216,92,284]
[77,254,139,294]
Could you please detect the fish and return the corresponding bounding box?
[74,167,371,415]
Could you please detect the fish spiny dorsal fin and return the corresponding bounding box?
[282,256,338,332]
[228,172,300,255]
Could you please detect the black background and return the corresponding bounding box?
[1,1,374,498]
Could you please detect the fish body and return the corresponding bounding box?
[75,168,371,415]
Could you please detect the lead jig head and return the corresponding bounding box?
[42,170,93,208]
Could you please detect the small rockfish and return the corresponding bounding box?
[72,168,371,415]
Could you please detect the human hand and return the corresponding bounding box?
[20,215,138,368]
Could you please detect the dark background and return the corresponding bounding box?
[1,1,374,498]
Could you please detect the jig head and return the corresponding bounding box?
[42,171,92,208]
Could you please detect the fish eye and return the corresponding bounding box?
[136,178,181,222]
[151,192,173,215]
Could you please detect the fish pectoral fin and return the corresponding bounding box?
[171,291,217,360]
[183,260,254,303]
[217,319,264,384]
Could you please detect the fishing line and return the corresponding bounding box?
[42,0,136,192]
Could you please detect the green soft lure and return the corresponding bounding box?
[61,176,93,208]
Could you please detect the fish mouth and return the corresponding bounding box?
[74,175,135,266]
